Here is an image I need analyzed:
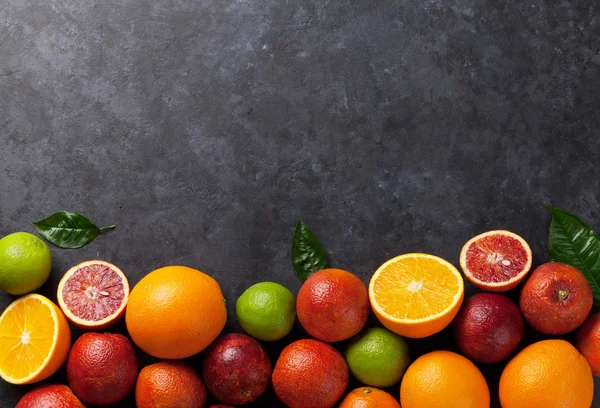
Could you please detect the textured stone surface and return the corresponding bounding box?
[1,0,599,406]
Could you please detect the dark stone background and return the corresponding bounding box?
[1,0,599,406]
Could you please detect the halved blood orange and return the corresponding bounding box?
[369,253,464,338]
[57,260,129,330]
[460,230,532,292]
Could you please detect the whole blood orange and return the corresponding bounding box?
[272,339,349,408]
[57,260,129,330]
[520,262,593,334]
[369,253,464,338]
[125,265,227,359]
[454,293,523,363]
[136,361,207,408]
[297,268,369,342]
[339,387,400,408]
[0,294,71,385]
[499,340,593,408]
[16,384,84,408]
[460,230,532,292]
[66,332,138,405]
[576,312,600,376]
[400,350,490,408]
[202,333,271,405]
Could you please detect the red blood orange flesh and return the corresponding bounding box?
[58,260,129,330]
[460,230,532,292]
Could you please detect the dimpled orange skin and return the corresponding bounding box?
[520,262,593,335]
[125,266,227,359]
[272,339,349,408]
[400,350,489,408]
[297,269,369,342]
[135,361,207,408]
[499,340,593,408]
[576,313,600,376]
[16,384,85,408]
[339,387,401,408]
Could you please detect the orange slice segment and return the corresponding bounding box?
[369,253,464,338]
[0,294,71,384]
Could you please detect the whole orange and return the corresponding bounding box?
[297,269,369,342]
[125,265,227,359]
[400,350,489,408]
[136,361,207,408]
[339,387,400,408]
[499,339,593,408]
[576,312,600,376]
[16,384,84,408]
[272,339,349,408]
[66,332,138,405]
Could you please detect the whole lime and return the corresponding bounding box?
[236,282,296,341]
[345,327,410,387]
[0,232,52,295]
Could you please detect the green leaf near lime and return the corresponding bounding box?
[345,327,411,388]
[0,232,52,295]
[236,282,296,342]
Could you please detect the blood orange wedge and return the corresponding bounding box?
[460,230,532,292]
[369,253,464,338]
[0,294,71,384]
[57,260,129,330]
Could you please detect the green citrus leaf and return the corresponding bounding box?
[291,220,328,282]
[547,205,600,306]
[33,211,115,249]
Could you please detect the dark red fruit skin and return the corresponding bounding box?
[16,384,85,408]
[454,293,524,363]
[520,262,593,335]
[576,312,600,376]
[66,333,138,405]
[272,339,349,408]
[202,333,271,405]
[297,269,369,342]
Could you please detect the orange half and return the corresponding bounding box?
[369,253,464,338]
[0,294,71,384]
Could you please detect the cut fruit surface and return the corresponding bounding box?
[0,294,71,384]
[460,230,532,292]
[369,253,464,338]
[58,260,129,330]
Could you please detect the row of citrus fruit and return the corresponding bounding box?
[1,229,599,407]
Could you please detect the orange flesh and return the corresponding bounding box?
[372,256,461,321]
[0,297,55,381]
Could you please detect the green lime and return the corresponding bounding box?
[236,282,296,341]
[345,327,410,387]
[0,232,52,295]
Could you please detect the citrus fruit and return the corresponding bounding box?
[576,312,600,376]
[400,350,490,408]
[16,384,85,408]
[345,327,410,387]
[369,253,464,338]
[57,260,129,330]
[339,387,401,408]
[459,230,532,292]
[136,360,207,408]
[520,262,593,334]
[454,293,523,363]
[297,268,369,342]
[499,339,593,408]
[125,265,227,359]
[202,333,271,405]
[272,339,349,408]
[0,232,52,295]
[236,281,296,341]
[0,294,71,384]
[66,332,138,405]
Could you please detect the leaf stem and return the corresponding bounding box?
[99,225,117,232]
